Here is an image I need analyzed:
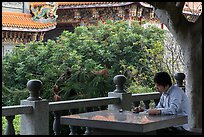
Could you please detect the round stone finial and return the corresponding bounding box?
[113,75,126,93]
[174,73,185,80]
[174,73,185,87]
[27,79,42,101]
[113,75,126,85]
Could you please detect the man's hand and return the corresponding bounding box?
[148,109,161,115]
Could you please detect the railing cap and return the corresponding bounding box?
[27,79,42,101]
[113,75,126,93]
[174,73,185,80]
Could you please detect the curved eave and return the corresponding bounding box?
[30,2,121,7]
[2,12,57,32]
[30,2,151,9]
[58,2,136,9]
[139,2,153,8]
[2,26,56,32]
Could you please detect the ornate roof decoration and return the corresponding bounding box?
[182,2,202,22]
[183,2,202,15]
[30,2,58,23]
[2,12,57,32]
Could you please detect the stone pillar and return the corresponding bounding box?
[108,75,132,111]
[20,80,49,135]
[174,73,185,92]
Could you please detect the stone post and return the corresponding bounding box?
[108,75,132,111]
[174,73,185,92]
[20,80,49,135]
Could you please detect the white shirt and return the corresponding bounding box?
[156,85,190,130]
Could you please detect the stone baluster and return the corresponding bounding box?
[108,75,132,111]
[20,80,49,135]
[174,73,185,92]
[84,107,93,135]
[84,127,92,135]
[4,115,15,135]
[69,109,78,135]
[143,100,150,109]
[52,111,61,135]
[69,125,78,135]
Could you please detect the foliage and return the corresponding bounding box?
[2,20,166,106]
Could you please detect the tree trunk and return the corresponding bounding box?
[150,3,202,129]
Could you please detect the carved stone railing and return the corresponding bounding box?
[2,73,185,135]
[2,105,33,135]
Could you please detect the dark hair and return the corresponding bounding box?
[153,72,172,87]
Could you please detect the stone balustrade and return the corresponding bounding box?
[2,73,186,135]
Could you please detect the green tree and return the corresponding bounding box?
[2,20,166,105]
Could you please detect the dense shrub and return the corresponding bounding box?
[2,20,165,106]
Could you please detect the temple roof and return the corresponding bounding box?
[2,2,202,32]
[2,2,140,32]
[2,12,56,32]
[30,2,114,6]
[30,2,202,14]
[30,2,139,9]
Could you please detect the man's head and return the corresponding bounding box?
[154,72,172,93]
